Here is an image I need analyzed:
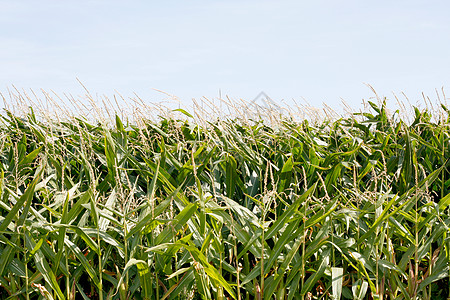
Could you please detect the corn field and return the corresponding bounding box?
[0,97,449,299]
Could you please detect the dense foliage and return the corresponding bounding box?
[0,102,449,299]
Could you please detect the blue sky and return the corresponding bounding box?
[1,0,449,112]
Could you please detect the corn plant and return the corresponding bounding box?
[0,98,448,299]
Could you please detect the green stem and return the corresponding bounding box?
[66,250,70,299]
[235,237,241,300]
[25,252,29,300]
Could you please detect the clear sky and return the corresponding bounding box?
[1,0,450,112]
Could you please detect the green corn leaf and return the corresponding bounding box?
[300,249,330,296]
[225,154,237,198]
[241,219,301,286]
[438,192,450,212]
[265,183,316,241]
[18,146,41,167]
[262,233,304,297]
[417,251,450,290]
[50,224,100,255]
[0,166,43,233]
[99,187,117,231]
[155,203,198,245]
[0,165,44,276]
[162,269,195,300]
[184,244,236,299]
[114,259,148,297]
[148,242,236,299]
[173,108,193,118]
[278,156,294,193]
[104,127,117,183]
[25,233,65,300]
[66,187,94,224]
[65,239,101,288]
